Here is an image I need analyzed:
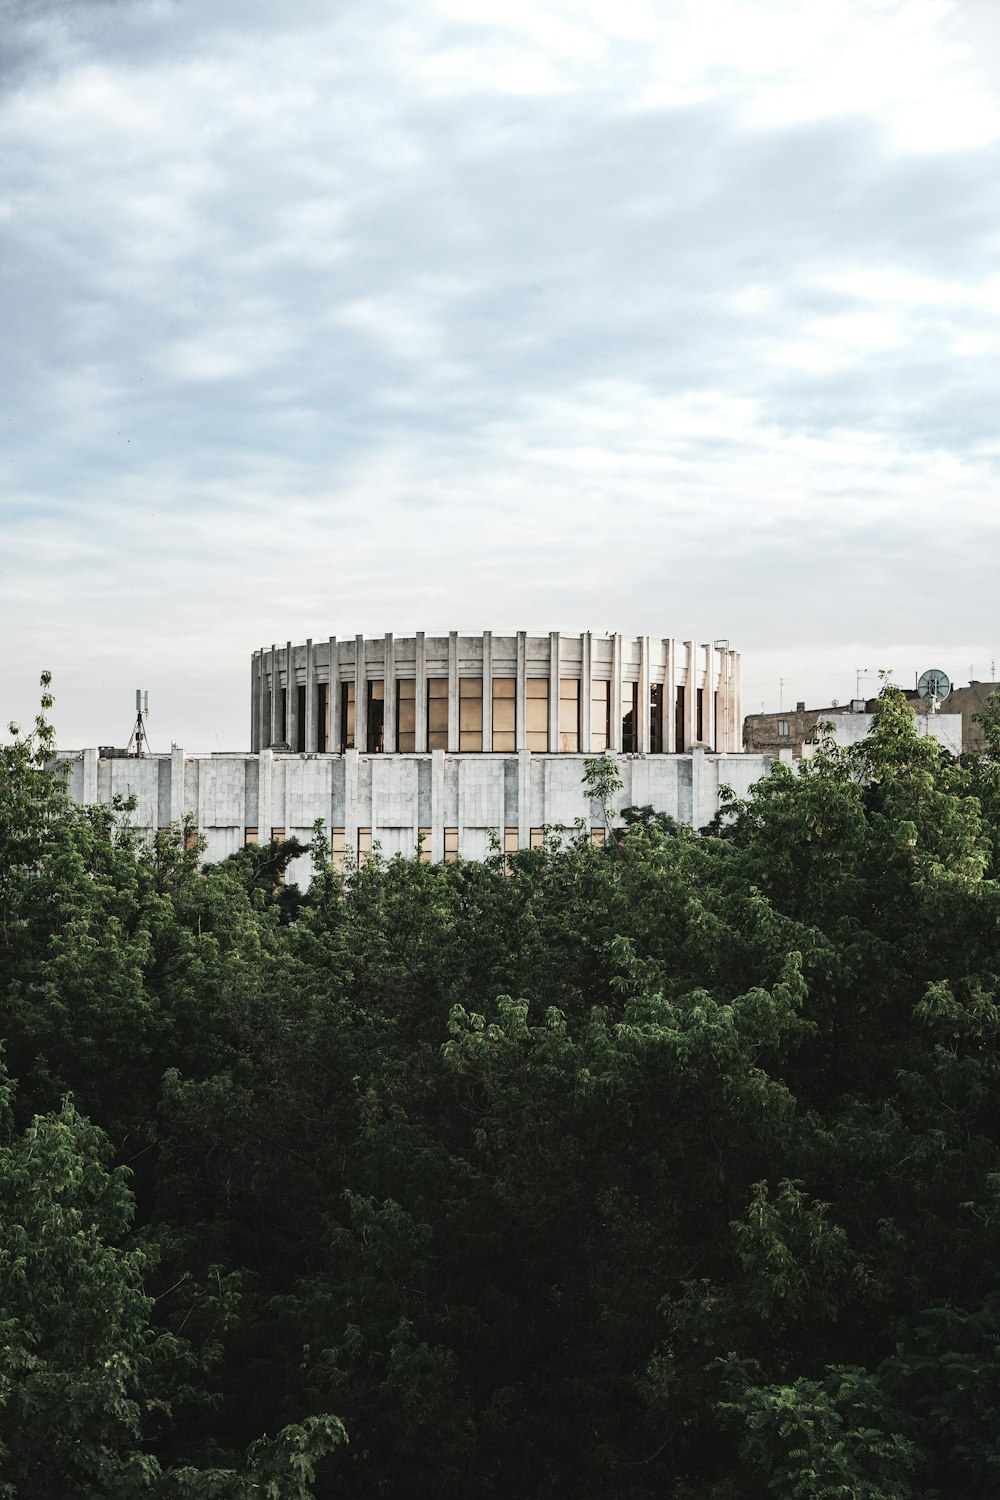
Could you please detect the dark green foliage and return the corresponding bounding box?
[4,676,1000,1495]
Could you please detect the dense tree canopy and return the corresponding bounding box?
[3,679,1000,1496]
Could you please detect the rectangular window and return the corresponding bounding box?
[622,681,639,752]
[368,681,385,753]
[358,828,372,866]
[504,827,519,853]
[444,827,459,863]
[459,677,483,752]
[245,827,259,846]
[427,677,448,751]
[675,685,686,753]
[296,684,306,753]
[331,828,346,873]
[317,682,329,752]
[650,683,663,753]
[397,679,416,752]
[530,827,545,848]
[591,827,605,848]
[591,679,610,753]
[418,826,432,863]
[526,677,548,752]
[559,679,580,753]
[271,826,285,841]
[280,688,288,746]
[340,682,355,751]
[777,719,789,737]
[697,687,704,743]
[492,677,516,752]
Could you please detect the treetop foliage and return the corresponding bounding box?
[3,677,1000,1496]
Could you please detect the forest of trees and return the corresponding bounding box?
[3,675,1000,1497]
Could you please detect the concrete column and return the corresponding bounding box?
[329,636,340,754]
[269,645,280,747]
[304,638,315,752]
[610,633,622,751]
[384,633,396,753]
[518,747,531,847]
[415,632,427,752]
[581,631,592,753]
[82,747,98,805]
[258,749,273,842]
[734,651,743,751]
[355,635,367,752]
[666,638,677,752]
[431,748,445,862]
[691,746,705,828]
[285,640,294,749]
[251,653,260,753]
[344,748,359,862]
[447,631,459,753]
[548,631,560,753]
[685,640,698,747]
[170,745,185,824]
[482,630,493,751]
[704,643,716,750]
[639,635,650,753]
[515,631,527,752]
[256,651,267,754]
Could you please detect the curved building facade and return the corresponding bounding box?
[251,632,741,757]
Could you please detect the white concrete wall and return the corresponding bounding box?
[813,713,963,757]
[57,747,780,880]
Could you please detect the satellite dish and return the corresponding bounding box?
[917,668,951,702]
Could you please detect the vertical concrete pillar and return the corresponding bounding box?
[610,633,622,751]
[344,748,359,861]
[734,651,743,751]
[430,748,445,862]
[258,749,272,842]
[384,633,396,753]
[517,747,531,847]
[82,747,98,805]
[251,653,260,752]
[482,630,493,751]
[515,631,527,752]
[581,631,592,753]
[666,638,677,752]
[415,632,427,752]
[691,746,705,828]
[269,645,280,747]
[548,631,560,753]
[354,635,367,752]
[304,638,315,752]
[257,651,267,754]
[704,643,716,750]
[447,631,459,753]
[170,745,185,825]
[328,636,340,754]
[638,635,650,753]
[285,640,294,748]
[685,640,698,747]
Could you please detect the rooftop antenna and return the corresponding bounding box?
[127,689,151,756]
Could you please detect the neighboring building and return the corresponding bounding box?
[744,693,968,759]
[58,630,770,880]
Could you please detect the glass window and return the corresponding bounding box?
[245,827,259,846]
[358,827,372,866]
[492,677,515,752]
[331,828,346,873]
[280,688,288,745]
[444,827,459,863]
[368,681,385,753]
[397,679,416,751]
[459,677,483,751]
[418,826,432,863]
[504,828,519,853]
[591,827,605,848]
[530,827,545,848]
[777,719,789,737]
[622,681,639,752]
[526,677,548,752]
[427,677,448,751]
[591,679,610,753]
[317,682,329,752]
[675,685,686,753]
[340,682,355,751]
[650,683,663,754]
[296,684,306,753]
[559,679,580,752]
[697,687,704,742]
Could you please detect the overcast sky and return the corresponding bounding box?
[3,0,999,749]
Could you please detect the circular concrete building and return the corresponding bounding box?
[251,631,741,757]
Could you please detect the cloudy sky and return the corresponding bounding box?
[3,0,999,749]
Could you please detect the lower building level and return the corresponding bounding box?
[59,746,776,885]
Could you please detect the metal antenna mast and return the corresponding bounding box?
[127,690,151,756]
